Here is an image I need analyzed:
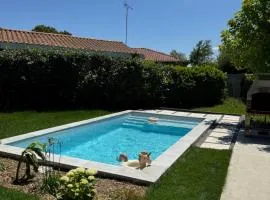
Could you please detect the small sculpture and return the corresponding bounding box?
[138,152,152,169]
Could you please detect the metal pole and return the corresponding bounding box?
[125,7,128,44]
[124,1,132,45]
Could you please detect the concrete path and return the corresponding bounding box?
[221,132,270,200]
[199,115,240,150]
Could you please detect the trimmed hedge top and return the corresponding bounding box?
[0,48,227,110]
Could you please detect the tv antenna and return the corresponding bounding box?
[124,1,133,45]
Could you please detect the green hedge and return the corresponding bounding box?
[0,49,226,110]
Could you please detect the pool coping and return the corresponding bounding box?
[0,110,221,185]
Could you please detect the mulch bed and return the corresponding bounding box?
[0,157,146,200]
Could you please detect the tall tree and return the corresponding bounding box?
[221,0,270,72]
[218,49,245,73]
[189,40,213,66]
[170,50,189,66]
[32,25,72,35]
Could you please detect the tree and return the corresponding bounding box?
[170,50,189,66]
[189,40,213,66]
[221,0,270,72]
[59,30,72,36]
[217,49,244,73]
[32,25,72,35]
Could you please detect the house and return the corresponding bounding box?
[0,28,180,63]
[133,48,180,64]
[0,28,136,58]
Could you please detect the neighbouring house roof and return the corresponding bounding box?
[133,48,179,63]
[0,28,136,54]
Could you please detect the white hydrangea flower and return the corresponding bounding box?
[88,176,95,181]
[80,178,89,185]
[86,168,97,175]
[75,167,85,173]
[60,176,69,182]
[66,171,74,177]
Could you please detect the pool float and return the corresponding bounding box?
[118,152,152,169]
[122,160,141,168]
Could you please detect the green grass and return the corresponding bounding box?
[0,110,110,139]
[0,186,39,200]
[143,147,231,200]
[193,98,246,115]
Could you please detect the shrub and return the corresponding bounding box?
[41,173,61,197]
[58,167,97,200]
[142,64,226,108]
[0,48,226,110]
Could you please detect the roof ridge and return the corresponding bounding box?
[0,27,126,44]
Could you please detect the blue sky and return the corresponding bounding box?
[1,0,241,56]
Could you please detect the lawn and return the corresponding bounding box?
[0,186,38,200]
[0,110,110,139]
[193,97,246,115]
[144,147,231,200]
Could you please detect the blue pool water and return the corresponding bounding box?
[9,113,200,165]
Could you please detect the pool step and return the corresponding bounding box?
[124,119,145,125]
[122,122,144,128]
[127,116,199,125]
[125,117,147,123]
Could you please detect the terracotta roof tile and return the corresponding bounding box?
[133,48,179,63]
[0,28,136,54]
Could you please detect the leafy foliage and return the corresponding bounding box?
[169,50,189,66]
[221,0,270,72]
[0,48,226,110]
[189,40,214,66]
[217,49,244,73]
[58,168,97,200]
[15,142,46,183]
[32,25,72,35]
[41,173,61,197]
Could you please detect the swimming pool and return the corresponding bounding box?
[0,110,219,184]
[8,113,200,165]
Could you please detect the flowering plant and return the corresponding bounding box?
[57,167,97,200]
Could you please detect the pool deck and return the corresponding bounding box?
[0,109,220,185]
[221,131,270,200]
[197,114,241,150]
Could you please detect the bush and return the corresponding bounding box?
[58,167,97,200]
[41,173,61,197]
[141,64,226,108]
[0,48,226,110]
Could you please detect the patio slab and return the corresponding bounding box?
[221,132,270,200]
[198,115,240,150]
